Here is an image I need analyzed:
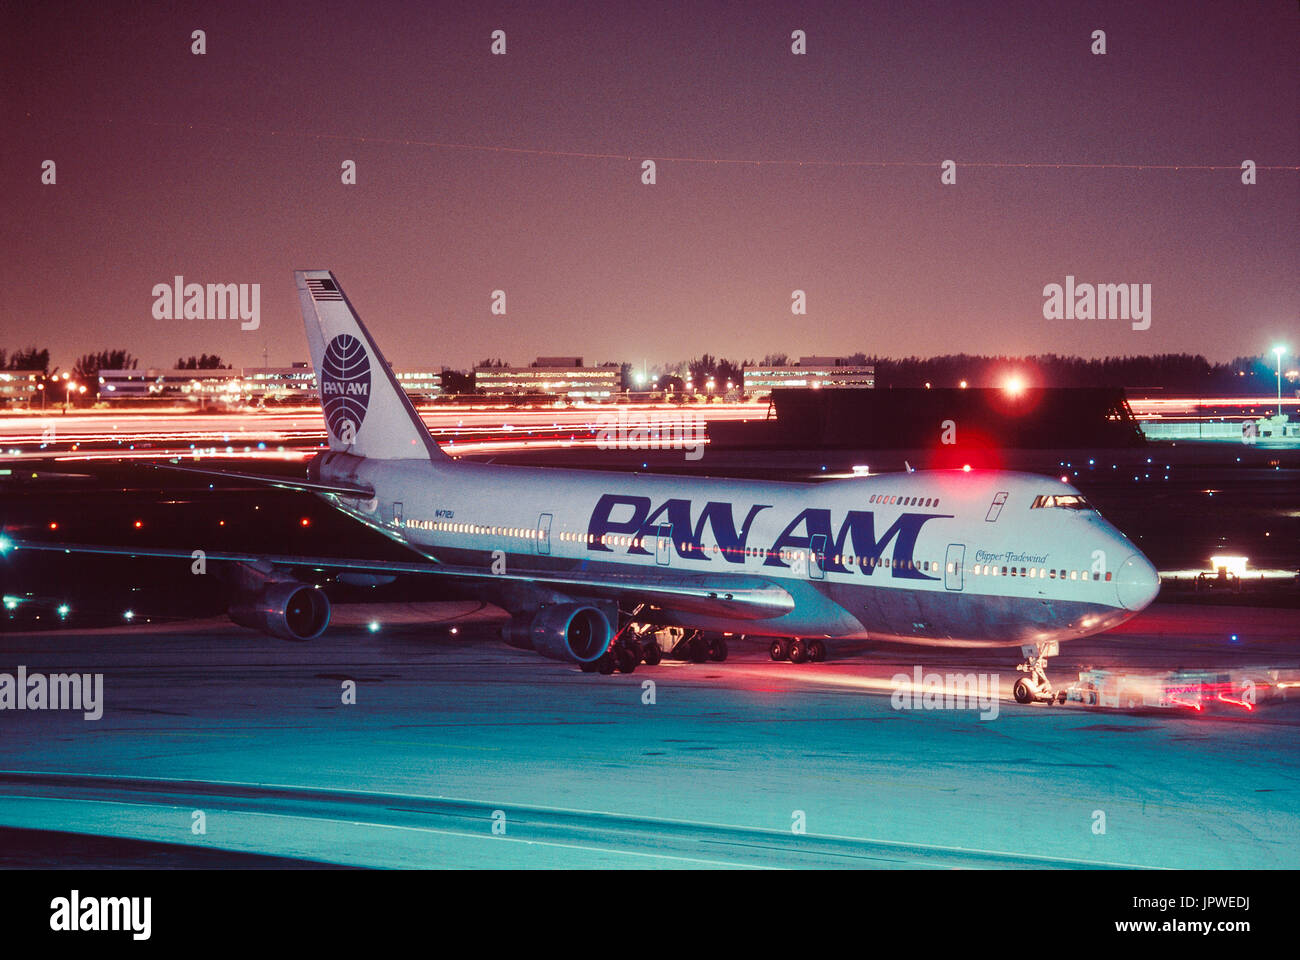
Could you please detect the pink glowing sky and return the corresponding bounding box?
[3,0,1296,372]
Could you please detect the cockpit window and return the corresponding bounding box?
[1030,493,1090,510]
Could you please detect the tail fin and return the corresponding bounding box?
[295,269,445,461]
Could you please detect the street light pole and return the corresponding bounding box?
[1275,346,1286,418]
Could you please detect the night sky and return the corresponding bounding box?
[3,0,1296,372]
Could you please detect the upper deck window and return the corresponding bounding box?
[1030,493,1090,510]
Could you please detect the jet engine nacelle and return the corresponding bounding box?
[229,581,331,641]
[501,603,613,664]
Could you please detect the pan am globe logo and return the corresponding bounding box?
[320,334,371,444]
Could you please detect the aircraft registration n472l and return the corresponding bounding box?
[8,270,1161,704]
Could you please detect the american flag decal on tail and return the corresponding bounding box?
[306,278,343,301]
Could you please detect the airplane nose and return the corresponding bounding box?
[1115,553,1160,611]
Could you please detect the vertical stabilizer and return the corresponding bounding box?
[295,269,445,461]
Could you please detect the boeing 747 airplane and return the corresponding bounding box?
[5,270,1161,703]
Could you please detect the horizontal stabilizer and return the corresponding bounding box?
[150,463,374,497]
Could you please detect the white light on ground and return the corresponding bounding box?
[1209,555,1248,577]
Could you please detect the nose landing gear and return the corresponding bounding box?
[1013,641,1067,705]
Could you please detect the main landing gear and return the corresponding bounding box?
[580,623,728,675]
[581,635,652,675]
[581,639,646,675]
[1013,641,1067,705]
[661,627,729,664]
[769,638,826,664]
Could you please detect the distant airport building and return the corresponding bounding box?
[394,369,443,401]
[0,370,44,405]
[98,362,441,403]
[474,357,620,399]
[99,367,238,400]
[743,357,876,397]
[242,363,441,401]
[239,363,315,400]
[710,386,1144,450]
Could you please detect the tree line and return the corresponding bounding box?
[642,352,1288,395]
[1,344,1288,400]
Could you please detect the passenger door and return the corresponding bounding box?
[655,523,672,566]
[945,543,965,591]
[536,513,552,555]
[809,534,827,580]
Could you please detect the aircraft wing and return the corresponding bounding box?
[3,539,795,621]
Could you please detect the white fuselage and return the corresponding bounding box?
[315,453,1160,648]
